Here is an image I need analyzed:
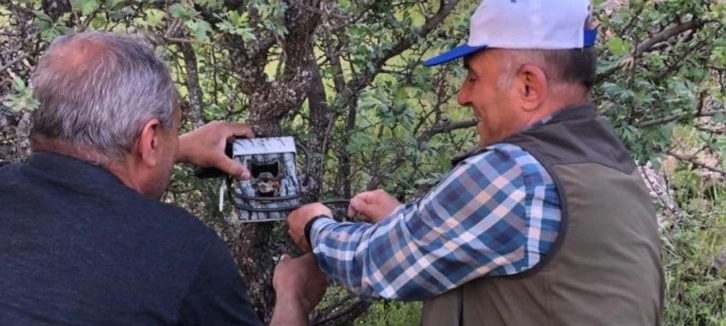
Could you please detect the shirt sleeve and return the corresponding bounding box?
[178,236,263,326]
[310,144,561,301]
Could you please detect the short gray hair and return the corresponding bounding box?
[30,31,179,160]
[496,48,597,90]
[497,17,597,91]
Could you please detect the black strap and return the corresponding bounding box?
[304,214,331,249]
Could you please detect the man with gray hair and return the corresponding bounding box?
[287,0,664,325]
[0,31,325,325]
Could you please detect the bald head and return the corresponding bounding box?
[30,32,179,163]
[44,36,111,73]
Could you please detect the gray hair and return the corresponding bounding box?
[497,18,597,91]
[496,48,597,90]
[30,31,179,161]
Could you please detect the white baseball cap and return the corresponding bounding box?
[424,0,597,66]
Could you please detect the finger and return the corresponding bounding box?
[347,200,356,218]
[224,122,255,139]
[348,196,378,220]
[287,228,309,253]
[217,157,251,180]
[348,198,364,218]
[278,254,291,264]
[347,192,375,217]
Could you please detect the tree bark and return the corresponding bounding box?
[304,43,332,202]
[180,43,205,128]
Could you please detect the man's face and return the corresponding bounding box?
[144,107,181,200]
[457,49,530,147]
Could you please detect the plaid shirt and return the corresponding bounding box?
[310,142,561,301]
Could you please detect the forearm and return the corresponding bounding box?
[175,133,192,163]
[311,204,451,301]
[270,297,310,326]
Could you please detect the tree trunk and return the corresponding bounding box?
[223,91,287,323]
[304,44,333,202]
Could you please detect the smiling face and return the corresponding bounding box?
[457,49,535,147]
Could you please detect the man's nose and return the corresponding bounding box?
[457,86,470,107]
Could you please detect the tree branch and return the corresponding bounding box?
[420,118,478,141]
[635,110,724,128]
[312,298,371,326]
[179,43,205,128]
[341,0,462,107]
[0,52,30,73]
[667,150,726,176]
[596,18,708,84]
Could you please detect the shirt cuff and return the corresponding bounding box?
[309,216,336,250]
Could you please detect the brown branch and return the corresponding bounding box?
[342,0,462,105]
[312,298,372,326]
[635,110,725,128]
[420,118,478,141]
[696,126,726,135]
[163,36,213,46]
[179,43,205,128]
[596,18,708,84]
[0,52,30,73]
[666,150,726,175]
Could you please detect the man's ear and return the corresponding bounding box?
[515,63,548,111]
[137,118,162,167]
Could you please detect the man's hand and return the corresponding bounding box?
[287,203,332,252]
[176,121,254,180]
[270,253,328,326]
[347,189,401,223]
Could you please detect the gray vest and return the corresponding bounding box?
[421,105,664,326]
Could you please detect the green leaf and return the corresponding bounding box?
[12,76,25,91]
[74,0,99,16]
[169,3,195,19]
[714,112,725,123]
[146,9,165,27]
[239,27,257,42]
[104,0,123,10]
[607,36,630,56]
[185,19,212,41]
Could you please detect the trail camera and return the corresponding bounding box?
[226,136,302,222]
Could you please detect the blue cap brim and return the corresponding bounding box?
[583,28,597,47]
[423,28,598,67]
[423,44,488,67]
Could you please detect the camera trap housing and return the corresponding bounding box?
[194,136,302,223]
[228,137,302,222]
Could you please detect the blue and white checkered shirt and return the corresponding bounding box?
[309,142,561,300]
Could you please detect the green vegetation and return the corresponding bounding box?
[2,0,726,324]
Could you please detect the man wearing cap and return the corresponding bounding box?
[287,0,664,325]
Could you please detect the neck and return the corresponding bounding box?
[105,157,146,195]
[527,89,591,125]
[31,135,111,165]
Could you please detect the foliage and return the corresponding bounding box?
[2,0,726,324]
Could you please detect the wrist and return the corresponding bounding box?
[304,215,330,250]
[271,295,310,326]
[175,134,191,164]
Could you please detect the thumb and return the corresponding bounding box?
[278,254,292,264]
[347,191,377,218]
[349,197,376,220]
[218,157,251,180]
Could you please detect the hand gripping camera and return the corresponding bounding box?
[195,137,302,223]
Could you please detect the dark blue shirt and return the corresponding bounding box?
[0,152,262,325]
